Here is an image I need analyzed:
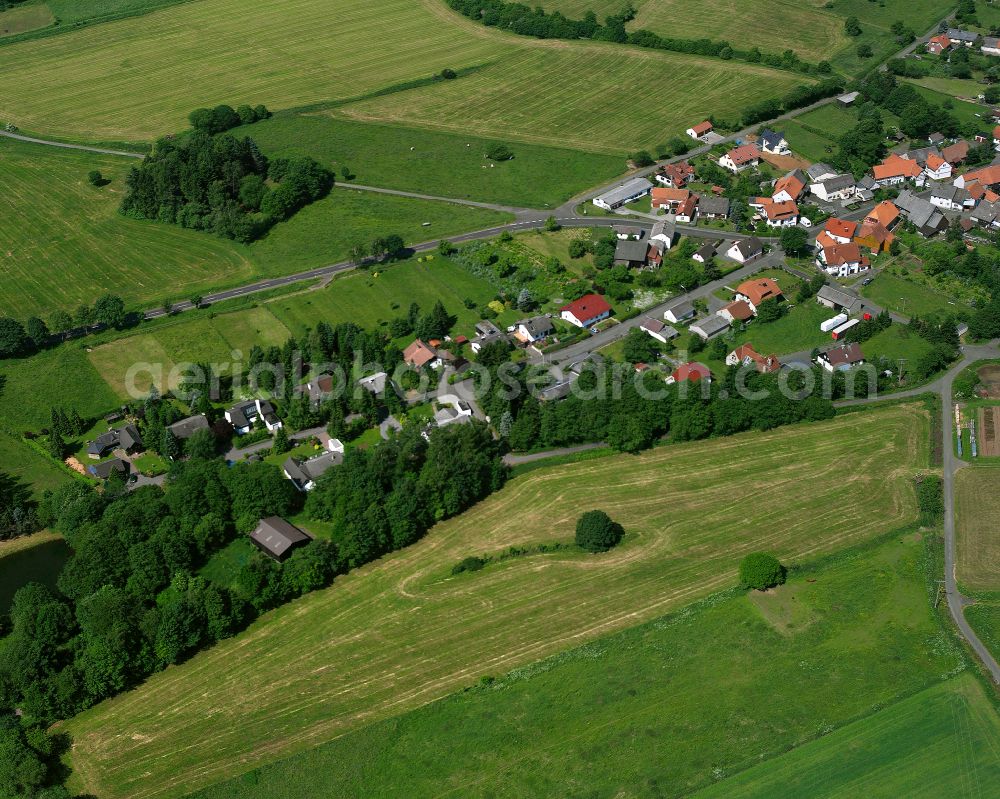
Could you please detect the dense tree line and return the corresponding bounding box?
[0,293,130,360]
[188,103,270,135]
[120,132,332,242]
[0,469,39,540]
[305,422,506,568]
[444,0,835,79]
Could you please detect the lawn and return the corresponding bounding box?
[861,324,934,369]
[903,82,988,126]
[198,537,256,590]
[782,120,839,164]
[186,533,969,799]
[954,467,1000,595]
[239,113,624,208]
[63,404,931,799]
[694,674,1000,799]
[0,531,71,615]
[729,301,833,357]
[0,135,512,319]
[341,42,811,154]
[862,271,966,318]
[909,75,988,101]
[0,0,807,152]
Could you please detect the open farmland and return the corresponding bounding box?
[0,0,808,149]
[0,136,256,318]
[63,404,929,799]
[955,468,1000,594]
[340,43,809,153]
[694,674,1000,799]
[0,429,72,495]
[237,113,624,208]
[189,534,967,799]
[0,136,511,318]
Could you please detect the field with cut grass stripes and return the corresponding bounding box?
[955,467,1000,594]
[0,0,809,150]
[188,533,971,798]
[64,404,929,799]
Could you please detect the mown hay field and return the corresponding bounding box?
[64,404,929,799]
[955,467,1000,594]
[0,0,809,150]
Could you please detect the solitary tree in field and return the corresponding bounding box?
[88,170,104,186]
[485,143,513,161]
[739,552,786,591]
[575,510,624,553]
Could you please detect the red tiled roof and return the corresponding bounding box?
[821,242,865,266]
[864,200,899,228]
[736,278,783,307]
[963,165,1000,187]
[560,293,612,322]
[722,300,754,321]
[824,217,858,240]
[671,362,712,383]
[690,121,713,135]
[403,339,437,368]
[872,153,923,180]
[725,144,761,165]
[773,172,805,200]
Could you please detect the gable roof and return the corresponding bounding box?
[561,294,612,322]
[773,169,807,199]
[614,238,649,262]
[872,153,923,180]
[90,457,131,480]
[759,129,786,149]
[403,339,437,368]
[729,343,781,373]
[250,516,311,559]
[698,196,730,215]
[942,140,969,164]
[730,236,764,258]
[724,144,761,165]
[816,284,859,310]
[721,300,754,321]
[824,217,858,239]
[865,200,900,228]
[822,242,867,267]
[690,121,713,135]
[168,414,209,440]
[671,362,712,383]
[736,277,783,306]
[961,165,1000,187]
[822,343,865,367]
[651,187,690,204]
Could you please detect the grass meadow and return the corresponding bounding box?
[0,0,807,150]
[185,532,969,798]
[0,2,54,37]
[0,428,73,495]
[862,271,968,318]
[240,113,624,208]
[0,136,511,319]
[62,404,930,799]
[955,467,1000,596]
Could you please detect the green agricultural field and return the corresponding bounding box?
[248,188,512,275]
[0,1,54,37]
[955,468,1000,595]
[187,533,968,799]
[0,0,806,151]
[239,113,623,208]
[966,602,1000,662]
[0,429,72,495]
[0,531,70,615]
[63,405,931,799]
[0,136,256,319]
[265,257,496,337]
[87,306,292,396]
[694,674,1000,799]
[909,75,988,101]
[341,43,810,153]
[0,345,121,432]
[0,136,511,319]
[0,0,188,44]
[862,271,967,318]
[794,104,860,137]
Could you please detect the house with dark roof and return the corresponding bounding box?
[87,424,143,459]
[614,238,650,267]
[725,237,764,263]
[689,314,730,340]
[895,190,948,237]
[89,457,131,481]
[816,343,866,372]
[249,516,312,561]
[225,399,282,435]
[810,173,856,202]
[816,285,862,314]
[283,451,343,492]
[758,129,789,155]
[664,300,695,324]
[692,242,717,263]
[639,317,677,344]
[167,414,210,440]
[516,316,555,343]
[697,196,730,220]
[650,220,676,248]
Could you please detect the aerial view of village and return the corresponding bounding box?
[0,0,999,796]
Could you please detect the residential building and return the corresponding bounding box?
[823,217,858,245]
[692,242,716,263]
[613,225,643,240]
[758,129,789,155]
[941,140,969,165]
[689,314,730,340]
[726,237,764,263]
[983,36,1000,57]
[167,414,209,440]
[854,222,895,253]
[226,399,281,434]
[929,184,972,211]
[358,371,391,396]
[810,174,856,202]
[249,516,312,561]
[718,300,754,324]
[895,189,948,237]
[806,162,838,182]
[947,28,979,47]
[592,177,653,210]
[613,238,650,267]
[752,197,798,227]
[651,187,691,213]
[955,164,1000,189]
[516,316,555,343]
[725,343,780,373]
[560,294,612,328]
[735,277,783,313]
[864,200,900,229]
[89,457,131,481]
[970,199,1000,229]
[655,162,694,188]
[719,144,761,173]
[924,152,952,181]
[816,241,869,278]
[871,153,923,186]
[87,424,143,459]
[675,193,698,223]
[927,34,951,54]
[646,239,665,267]
[283,451,344,492]
[816,343,866,372]
[666,362,713,384]
[649,220,676,248]
[698,196,730,220]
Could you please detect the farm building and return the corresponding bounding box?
[686,121,713,139]
[689,314,730,340]
[816,285,862,314]
[593,178,653,210]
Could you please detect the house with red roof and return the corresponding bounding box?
[403,339,442,369]
[816,241,870,278]
[718,300,754,324]
[823,217,858,244]
[666,362,712,385]
[871,153,923,186]
[655,161,694,188]
[651,187,691,212]
[854,222,895,253]
[735,278,784,313]
[927,34,951,54]
[924,152,952,181]
[686,121,713,140]
[955,164,1000,190]
[719,144,761,173]
[772,169,807,203]
[864,200,900,230]
[560,294,612,328]
[750,197,799,227]
[725,344,780,373]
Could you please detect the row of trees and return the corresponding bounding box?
[0,294,128,359]
[188,103,270,135]
[120,132,332,242]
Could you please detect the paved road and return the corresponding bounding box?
[503,442,607,466]
[0,128,145,158]
[335,182,535,217]
[838,341,1000,684]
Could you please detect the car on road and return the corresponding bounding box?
[862,277,873,286]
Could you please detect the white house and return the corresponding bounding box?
[758,129,790,155]
[929,184,972,211]
[649,220,675,249]
[809,174,856,202]
[718,144,761,174]
[924,153,952,182]
[663,301,695,324]
[816,343,866,372]
[726,237,764,263]
[639,317,677,344]
[516,316,554,343]
[560,294,612,328]
[225,399,282,435]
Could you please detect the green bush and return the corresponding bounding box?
[452,555,487,575]
[739,552,786,590]
[575,510,624,553]
[486,143,513,162]
[916,475,943,525]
